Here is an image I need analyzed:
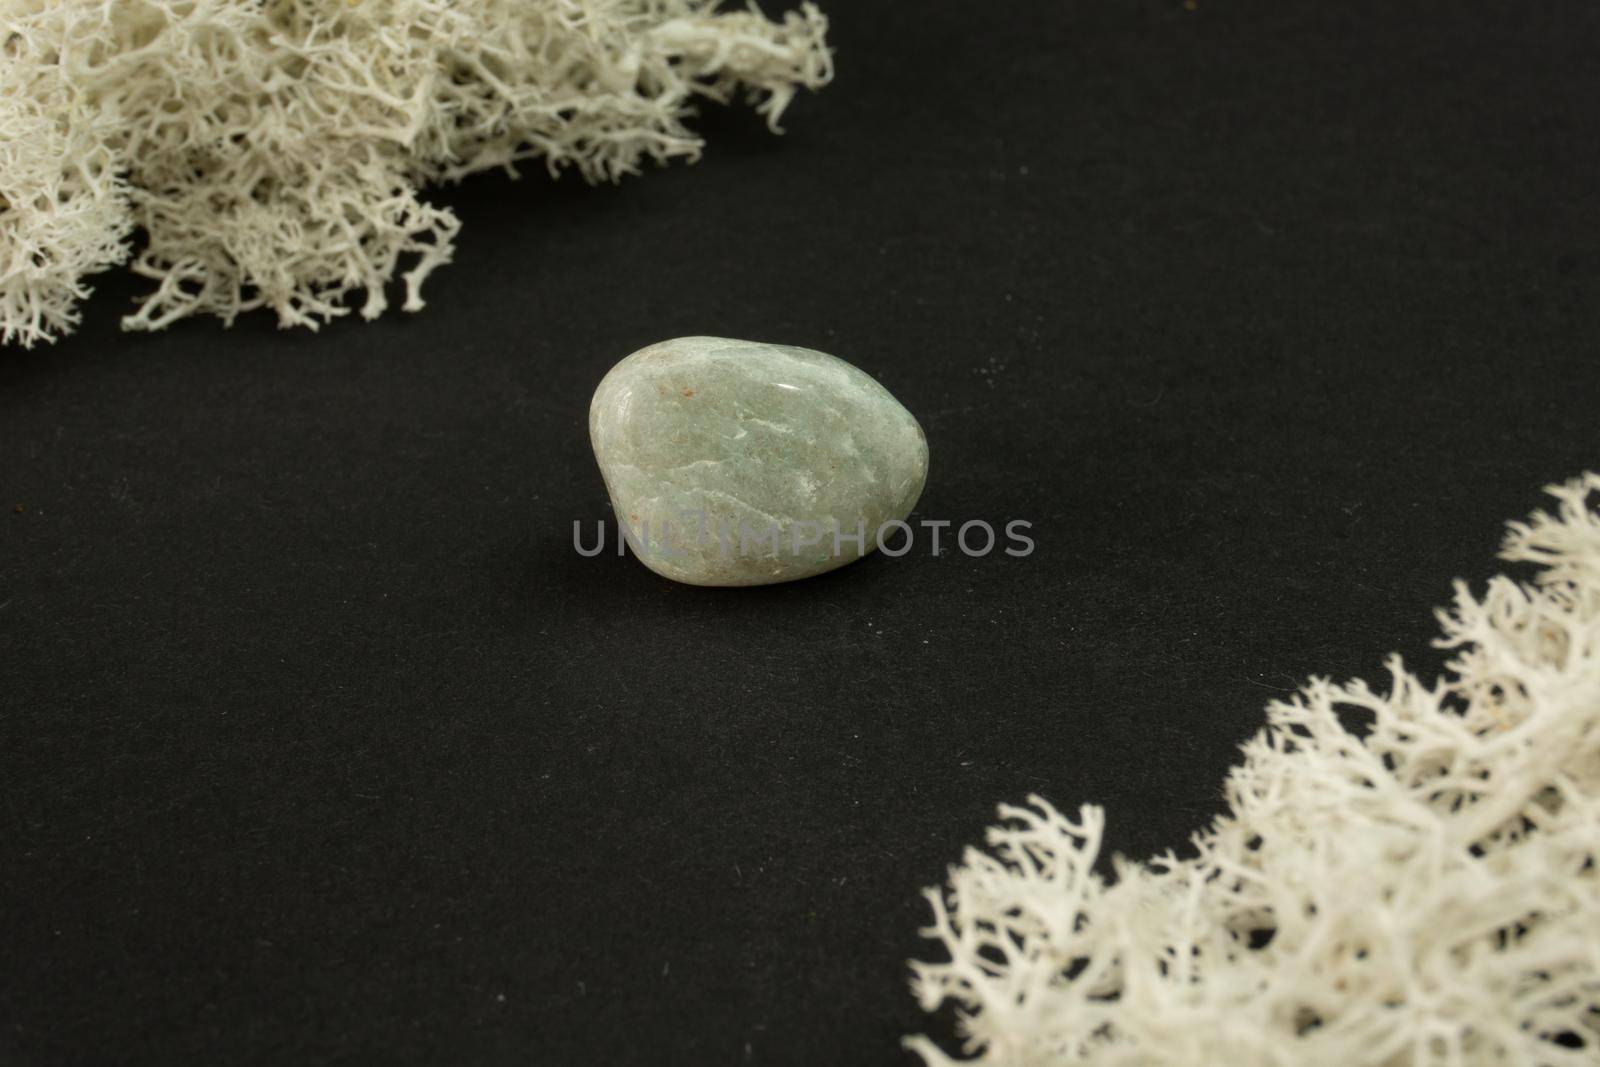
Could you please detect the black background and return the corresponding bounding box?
[3,0,1598,1063]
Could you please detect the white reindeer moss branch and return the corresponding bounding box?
[0,0,832,345]
[909,473,1600,1066]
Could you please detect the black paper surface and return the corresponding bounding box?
[4,1,1598,1063]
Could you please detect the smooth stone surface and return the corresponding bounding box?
[589,337,929,586]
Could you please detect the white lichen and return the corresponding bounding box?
[909,474,1600,1066]
[0,19,132,348]
[0,0,832,345]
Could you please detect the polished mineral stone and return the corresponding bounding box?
[589,336,929,586]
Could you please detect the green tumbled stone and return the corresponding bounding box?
[589,336,929,586]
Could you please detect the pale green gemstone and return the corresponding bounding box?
[589,336,929,586]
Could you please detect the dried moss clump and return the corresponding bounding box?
[0,0,831,345]
[910,474,1600,1066]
